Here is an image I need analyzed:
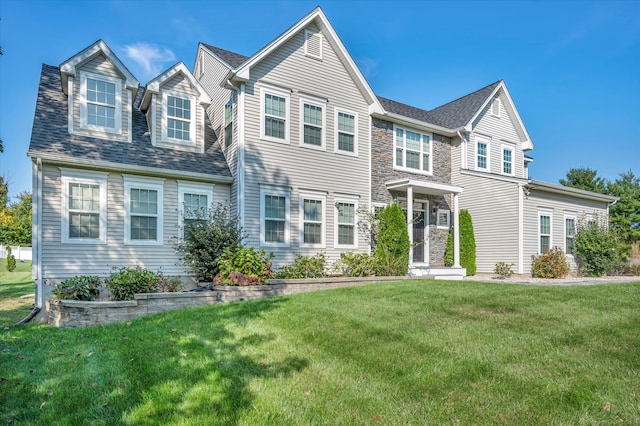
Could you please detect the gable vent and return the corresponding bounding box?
[305,30,322,60]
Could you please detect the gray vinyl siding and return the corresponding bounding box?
[242,24,371,266]
[455,173,521,273]
[39,164,230,281]
[523,189,609,274]
[72,54,130,143]
[469,94,524,178]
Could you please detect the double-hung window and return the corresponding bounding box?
[300,97,325,149]
[162,90,195,145]
[476,137,490,171]
[539,211,552,254]
[178,182,213,238]
[335,197,358,248]
[261,187,290,247]
[261,86,290,143]
[565,215,576,255]
[224,98,233,148]
[394,126,432,174]
[300,193,326,248]
[61,169,107,244]
[335,109,357,155]
[502,145,514,175]
[124,176,164,245]
[80,71,122,134]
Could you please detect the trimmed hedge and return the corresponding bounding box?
[374,204,409,276]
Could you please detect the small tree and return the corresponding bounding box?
[444,209,476,276]
[174,204,243,282]
[5,246,16,272]
[574,217,628,277]
[374,204,409,276]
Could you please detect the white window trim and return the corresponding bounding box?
[564,214,577,255]
[299,96,326,150]
[60,169,108,244]
[437,209,451,229]
[304,29,323,60]
[260,85,290,144]
[124,175,165,246]
[501,144,515,176]
[299,192,326,249]
[538,209,553,254]
[334,108,358,156]
[491,97,501,117]
[79,71,122,134]
[393,125,433,175]
[161,89,197,146]
[260,186,290,247]
[335,196,359,249]
[475,136,490,172]
[178,181,214,238]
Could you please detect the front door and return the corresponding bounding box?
[413,210,426,263]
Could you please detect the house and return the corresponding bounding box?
[27,7,615,318]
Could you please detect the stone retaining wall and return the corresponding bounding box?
[48,275,430,327]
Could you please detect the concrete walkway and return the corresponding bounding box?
[464,273,640,286]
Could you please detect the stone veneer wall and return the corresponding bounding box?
[48,276,429,327]
[371,118,454,266]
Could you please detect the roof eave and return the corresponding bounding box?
[527,179,618,204]
[373,111,460,136]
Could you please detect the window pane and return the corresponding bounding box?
[395,148,403,166]
[303,199,322,221]
[69,212,100,239]
[87,104,115,128]
[406,151,420,169]
[131,189,157,215]
[265,220,285,243]
[395,128,404,147]
[338,133,354,152]
[184,193,208,219]
[265,117,285,139]
[304,125,322,146]
[265,195,285,219]
[405,131,420,151]
[540,236,550,253]
[422,153,430,172]
[265,94,285,117]
[303,223,322,244]
[87,78,115,106]
[540,215,550,234]
[304,104,322,126]
[168,96,191,120]
[131,216,157,241]
[168,118,190,141]
[337,203,354,224]
[422,135,430,152]
[338,224,354,245]
[338,112,354,133]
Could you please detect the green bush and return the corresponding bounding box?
[574,219,628,277]
[444,209,477,276]
[374,204,409,276]
[531,247,570,278]
[276,253,327,279]
[214,246,273,285]
[494,262,514,279]
[335,252,376,277]
[157,273,184,292]
[174,204,244,282]
[52,275,102,301]
[5,246,16,272]
[107,267,161,301]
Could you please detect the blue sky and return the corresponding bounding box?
[1,0,639,199]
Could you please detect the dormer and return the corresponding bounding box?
[60,40,139,142]
[140,62,212,152]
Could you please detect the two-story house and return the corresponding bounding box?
[28,7,614,318]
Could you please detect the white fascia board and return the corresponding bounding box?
[141,62,212,111]
[464,81,502,132]
[373,111,459,137]
[528,179,618,203]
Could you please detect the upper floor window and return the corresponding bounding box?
[300,97,325,149]
[502,145,514,175]
[162,90,195,145]
[224,98,233,148]
[491,97,501,117]
[80,71,122,134]
[61,169,107,244]
[124,176,164,245]
[260,187,290,247]
[476,138,489,171]
[261,86,290,143]
[336,109,357,155]
[394,126,432,174]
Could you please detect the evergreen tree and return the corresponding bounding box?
[374,204,409,276]
[444,209,477,276]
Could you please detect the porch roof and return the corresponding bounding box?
[385,179,464,196]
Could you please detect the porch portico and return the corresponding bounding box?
[385,178,466,279]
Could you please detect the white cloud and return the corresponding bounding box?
[123,43,176,79]
[356,57,378,79]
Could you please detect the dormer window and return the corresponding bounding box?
[80,71,122,134]
[162,90,196,145]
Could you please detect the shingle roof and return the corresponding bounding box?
[201,43,249,68]
[377,96,440,126]
[28,64,232,179]
[426,80,502,129]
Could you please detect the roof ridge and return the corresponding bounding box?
[429,80,502,112]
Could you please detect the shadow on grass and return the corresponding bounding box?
[1,296,308,425]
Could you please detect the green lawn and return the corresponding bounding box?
[0,261,34,327]
[1,279,639,425]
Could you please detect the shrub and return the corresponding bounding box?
[374,204,409,276]
[574,218,628,277]
[52,275,102,301]
[276,253,327,279]
[335,252,376,277]
[214,246,273,285]
[494,262,514,279]
[531,247,570,278]
[174,204,244,282]
[444,209,477,276]
[5,246,16,272]
[157,273,184,292]
[107,267,161,301]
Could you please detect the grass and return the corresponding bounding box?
[0,261,34,327]
[1,279,639,425]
